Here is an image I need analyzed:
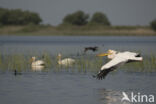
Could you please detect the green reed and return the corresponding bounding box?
[0,53,156,73]
[42,53,53,68]
[0,53,2,69]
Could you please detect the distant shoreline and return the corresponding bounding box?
[0,25,156,36]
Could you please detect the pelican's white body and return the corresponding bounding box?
[32,60,44,66]
[32,65,44,71]
[101,50,143,70]
[58,53,75,66]
[31,57,45,71]
[58,58,75,66]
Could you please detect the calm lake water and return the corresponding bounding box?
[0,36,156,104]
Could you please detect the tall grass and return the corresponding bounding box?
[0,53,156,73]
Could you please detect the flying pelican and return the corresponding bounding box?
[57,53,75,66]
[96,49,143,79]
[30,56,45,71]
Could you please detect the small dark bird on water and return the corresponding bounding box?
[14,69,22,76]
[84,46,98,53]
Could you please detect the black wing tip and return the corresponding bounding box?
[95,69,113,80]
[92,75,105,80]
[92,75,103,79]
[97,73,106,80]
[136,53,141,57]
[92,71,106,80]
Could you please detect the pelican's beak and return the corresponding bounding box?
[96,53,111,57]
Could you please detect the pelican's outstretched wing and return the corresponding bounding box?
[97,55,128,79]
[96,67,114,80]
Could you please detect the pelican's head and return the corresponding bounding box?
[30,56,36,62]
[57,53,62,60]
[97,49,117,59]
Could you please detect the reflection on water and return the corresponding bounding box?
[98,89,130,104]
[31,66,44,71]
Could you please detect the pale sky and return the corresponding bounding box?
[0,0,156,26]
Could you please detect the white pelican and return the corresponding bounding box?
[57,53,75,66]
[96,49,143,79]
[31,56,45,71]
[31,56,45,66]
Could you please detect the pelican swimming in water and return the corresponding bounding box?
[96,49,143,79]
[31,56,45,71]
[57,53,75,66]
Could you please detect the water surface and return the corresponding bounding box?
[0,36,156,104]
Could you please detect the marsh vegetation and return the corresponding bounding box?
[0,25,155,36]
[0,52,155,73]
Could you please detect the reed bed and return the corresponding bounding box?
[0,53,156,73]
